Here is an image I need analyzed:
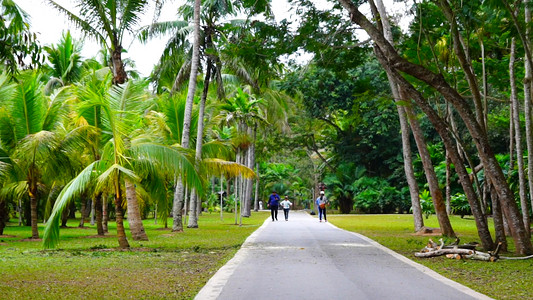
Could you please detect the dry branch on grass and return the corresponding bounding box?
[415,238,501,261]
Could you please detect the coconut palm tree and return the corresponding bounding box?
[0,71,70,239]
[43,31,83,90]
[45,0,153,84]
[0,0,43,74]
[43,79,203,249]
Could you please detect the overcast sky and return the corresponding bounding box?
[16,0,410,76]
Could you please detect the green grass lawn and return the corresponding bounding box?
[328,214,533,300]
[0,212,269,300]
[2,212,532,299]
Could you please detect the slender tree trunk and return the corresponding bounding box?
[404,102,454,236]
[29,182,39,239]
[445,152,452,215]
[125,180,148,241]
[102,194,108,233]
[114,178,129,248]
[491,180,508,252]
[94,193,104,236]
[79,197,87,228]
[373,0,423,231]
[510,38,531,235]
[524,0,533,233]
[188,59,213,228]
[254,163,260,212]
[172,0,201,231]
[0,200,7,235]
[220,176,224,220]
[375,43,492,248]
[339,0,530,254]
[61,205,68,227]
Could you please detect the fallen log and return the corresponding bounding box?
[415,240,502,261]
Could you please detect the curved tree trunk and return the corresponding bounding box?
[374,0,423,231]
[389,54,494,250]
[125,179,148,240]
[339,0,530,254]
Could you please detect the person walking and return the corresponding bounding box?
[317,191,328,222]
[280,196,293,221]
[268,191,280,221]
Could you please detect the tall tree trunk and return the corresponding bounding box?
[491,180,508,252]
[0,200,7,235]
[393,67,494,250]
[125,179,148,241]
[445,152,452,215]
[524,0,533,233]
[29,181,39,239]
[404,102,454,236]
[374,0,423,232]
[94,193,104,236]
[188,59,213,228]
[243,125,255,217]
[172,0,201,232]
[79,197,87,228]
[254,163,260,212]
[438,0,485,131]
[102,194,108,233]
[510,38,531,235]
[111,45,127,85]
[61,205,69,228]
[114,177,129,248]
[339,0,530,254]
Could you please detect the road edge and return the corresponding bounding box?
[194,217,271,300]
[325,221,494,300]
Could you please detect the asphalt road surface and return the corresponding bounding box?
[195,211,492,300]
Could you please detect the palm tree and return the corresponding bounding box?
[45,0,152,84]
[0,0,43,74]
[43,31,83,91]
[43,79,203,249]
[0,71,70,239]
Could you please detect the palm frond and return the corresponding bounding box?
[12,72,46,138]
[120,0,149,36]
[131,142,204,194]
[42,161,99,249]
[46,1,108,48]
[14,131,59,170]
[201,158,256,179]
[137,20,189,43]
[201,140,233,160]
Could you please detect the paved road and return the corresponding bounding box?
[195,211,492,300]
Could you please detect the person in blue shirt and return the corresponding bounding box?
[268,191,280,221]
[316,190,328,222]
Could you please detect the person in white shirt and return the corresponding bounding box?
[280,196,293,221]
[316,191,328,222]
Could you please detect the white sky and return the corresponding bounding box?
[17,0,411,76]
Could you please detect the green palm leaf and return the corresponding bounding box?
[43,161,100,249]
[201,158,255,179]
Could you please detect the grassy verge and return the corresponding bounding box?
[0,212,269,300]
[328,214,533,300]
